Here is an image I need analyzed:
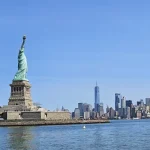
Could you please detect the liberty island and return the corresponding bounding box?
[0,36,70,122]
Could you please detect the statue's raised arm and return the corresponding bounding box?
[21,35,26,49]
[13,35,28,81]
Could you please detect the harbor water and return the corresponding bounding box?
[0,119,149,150]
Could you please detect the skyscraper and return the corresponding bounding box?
[115,93,122,111]
[126,100,132,108]
[137,99,144,107]
[78,103,83,117]
[94,82,100,112]
[126,100,132,118]
[146,98,150,106]
[121,96,126,118]
[74,108,80,119]
[100,103,104,116]
[109,107,115,119]
[127,107,130,119]
[83,103,92,112]
[106,105,109,113]
[140,99,144,107]
[121,97,126,109]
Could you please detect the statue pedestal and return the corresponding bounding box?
[8,80,33,109]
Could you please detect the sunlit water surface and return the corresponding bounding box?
[0,119,149,150]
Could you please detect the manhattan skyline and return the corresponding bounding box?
[1,1,150,111]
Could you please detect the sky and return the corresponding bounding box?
[0,0,150,111]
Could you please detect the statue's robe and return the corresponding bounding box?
[13,47,28,81]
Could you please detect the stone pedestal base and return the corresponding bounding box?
[8,80,33,109]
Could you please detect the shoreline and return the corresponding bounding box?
[0,119,110,127]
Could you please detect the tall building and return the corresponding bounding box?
[140,99,144,107]
[121,96,126,118]
[106,105,109,113]
[127,107,130,119]
[137,101,141,106]
[72,112,75,118]
[121,97,126,108]
[126,100,132,118]
[78,103,83,117]
[146,98,150,106]
[137,111,142,119]
[131,107,136,118]
[115,93,122,111]
[109,107,115,119]
[61,106,65,111]
[84,112,90,120]
[126,100,132,108]
[137,99,144,107]
[100,103,104,116]
[94,82,100,112]
[74,108,80,119]
[146,106,150,113]
[83,103,92,112]
[78,103,92,118]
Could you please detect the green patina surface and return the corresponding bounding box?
[13,36,28,81]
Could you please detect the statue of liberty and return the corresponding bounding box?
[13,36,28,81]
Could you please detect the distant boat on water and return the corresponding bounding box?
[83,125,86,129]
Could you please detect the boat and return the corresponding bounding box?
[83,125,86,129]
